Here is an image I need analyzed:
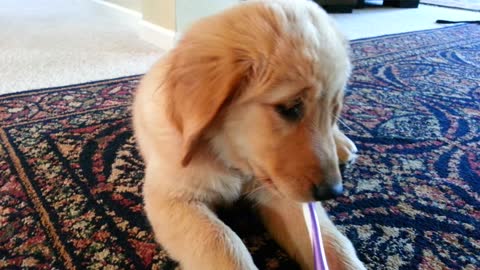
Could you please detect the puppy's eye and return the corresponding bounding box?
[275,98,304,122]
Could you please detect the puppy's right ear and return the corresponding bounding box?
[163,33,253,167]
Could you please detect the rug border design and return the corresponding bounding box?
[0,74,143,99]
[0,129,77,270]
[350,24,466,43]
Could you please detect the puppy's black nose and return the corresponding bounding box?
[312,183,343,201]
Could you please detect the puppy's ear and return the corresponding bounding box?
[164,36,252,167]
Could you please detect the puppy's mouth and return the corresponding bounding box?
[248,164,280,192]
[257,176,278,191]
[261,177,273,186]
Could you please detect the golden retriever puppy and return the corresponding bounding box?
[132,0,365,269]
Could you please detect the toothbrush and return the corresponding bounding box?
[303,202,329,270]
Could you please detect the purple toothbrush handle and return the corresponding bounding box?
[308,202,329,270]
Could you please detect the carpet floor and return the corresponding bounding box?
[421,0,480,11]
[1,24,479,269]
[0,0,162,95]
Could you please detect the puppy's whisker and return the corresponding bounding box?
[250,189,276,208]
[336,116,354,132]
[245,183,267,198]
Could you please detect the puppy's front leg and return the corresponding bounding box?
[256,193,366,270]
[255,194,313,270]
[311,203,367,270]
[144,187,257,270]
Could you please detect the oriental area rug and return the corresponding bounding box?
[1,24,479,269]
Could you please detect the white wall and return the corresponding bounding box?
[104,0,142,12]
[176,0,239,32]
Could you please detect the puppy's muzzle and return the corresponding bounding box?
[312,182,343,201]
[311,165,346,201]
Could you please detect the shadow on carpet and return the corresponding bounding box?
[1,24,479,269]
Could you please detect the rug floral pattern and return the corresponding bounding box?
[1,24,479,269]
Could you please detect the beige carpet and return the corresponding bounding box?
[421,0,480,11]
[331,3,480,40]
[0,0,163,95]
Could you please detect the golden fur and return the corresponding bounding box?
[132,0,365,269]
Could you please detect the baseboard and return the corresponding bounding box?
[139,20,177,51]
[89,0,177,50]
[90,0,141,19]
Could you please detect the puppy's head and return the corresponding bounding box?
[165,0,351,202]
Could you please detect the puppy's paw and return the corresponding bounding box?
[342,258,367,270]
[328,248,367,270]
[335,132,358,165]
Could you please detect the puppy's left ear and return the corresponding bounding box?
[164,35,253,167]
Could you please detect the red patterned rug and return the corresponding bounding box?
[1,24,479,269]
